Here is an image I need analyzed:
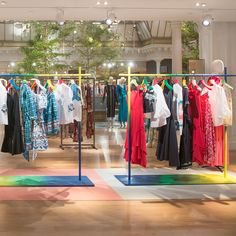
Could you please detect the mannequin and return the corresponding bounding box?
[211,59,224,74]
[103,76,117,129]
[116,77,128,128]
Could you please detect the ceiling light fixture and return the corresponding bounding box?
[104,1,108,5]
[0,1,6,5]
[201,3,207,7]
[202,15,213,27]
[96,1,101,5]
[195,2,200,7]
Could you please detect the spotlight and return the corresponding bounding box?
[105,11,116,26]
[120,62,124,66]
[128,62,134,67]
[202,15,213,27]
[96,1,101,5]
[10,62,16,67]
[104,1,108,5]
[195,2,200,7]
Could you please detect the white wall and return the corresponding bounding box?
[199,22,236,150]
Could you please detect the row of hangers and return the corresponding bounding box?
[0,78,80,92]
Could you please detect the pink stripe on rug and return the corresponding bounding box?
[0,169,122,201]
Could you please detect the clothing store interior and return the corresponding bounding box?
[0,1,236,236]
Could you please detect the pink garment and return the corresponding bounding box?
[201,93,216,166]
[213,126,224,166]
[188,85,205,165]
[124,88,146,167]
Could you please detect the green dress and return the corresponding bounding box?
[116,84,128,122]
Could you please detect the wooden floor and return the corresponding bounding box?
[0,126,236,236]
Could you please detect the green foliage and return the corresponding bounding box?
[73,22,120,71]
[182,21,199,73]
[18,22,76,74]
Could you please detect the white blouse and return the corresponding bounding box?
[0,83,8,125]
[151,84,171,128]
[206,84,231,127]
[55,83,74,125]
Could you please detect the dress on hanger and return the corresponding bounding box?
[116,84,128,122]
[150,84,170,128]
[179,87,192,168]
[188,85,205,165]
[103,84,117,118]
[1,92,24,155]
[200,93,216,166]
[55,83,74,125]
[124,86,146,167]
[156,86,179,167]
[44,90,59,136]
[20,83,37,160]
[31,90,48,159]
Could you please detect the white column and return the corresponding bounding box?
[155,60,160,73]
[198,24,213,73]
[171,22,182,74]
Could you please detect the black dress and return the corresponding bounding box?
[178,87,192,169]
[156,87,179,167]
[103,84,117,118]
[1,92,24,155]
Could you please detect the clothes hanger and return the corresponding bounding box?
[130,78,138,87]
[45,79,55,91]
[0,78,7,87]
[164,79,173,91]
[199,79,212,90]
[6,79,20,91]
[31,78,46,92]
[192,79,202,91]
[182,79,187,88]
[222,79,234,90]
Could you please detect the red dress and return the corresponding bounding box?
[188,85,205,165]
[201,93,216,166]
[124,88,147,167]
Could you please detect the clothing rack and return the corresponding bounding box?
[0,67,94,187]
[115,67,236,186]
[59,76,97,150]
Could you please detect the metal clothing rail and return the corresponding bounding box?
[115,66,236,186]
[60,76,97,150]
[0,67,94,187]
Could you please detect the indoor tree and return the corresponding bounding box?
[182,21,199,73]
[72,22,121,75]
[18,21,76,74]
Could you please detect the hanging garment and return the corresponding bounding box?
[86,84,94,139]
[20,83,37,161]
[207,83,231,127]
[116,84,128,122]
[44,91,59,136]
[173,83,183,135]
[31,91,48,160]
[213,125,224,166]
[179,87,192,169]
[188,85,205,165]
[223,85,233,126]
[200,93,216,166]
[151,84,171,128]
[1,92,24,155]
[70,83,84,122]
[103,84,117,118]
[124,87,146,167]
[143,89,156,114]
[156,86,179,167]
[55,83,74,125]
[0,82,8,125]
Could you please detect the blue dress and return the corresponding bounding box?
[116,84,128,122]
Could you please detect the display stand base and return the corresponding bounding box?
[0,176,94,187]
[115,174,236,186]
